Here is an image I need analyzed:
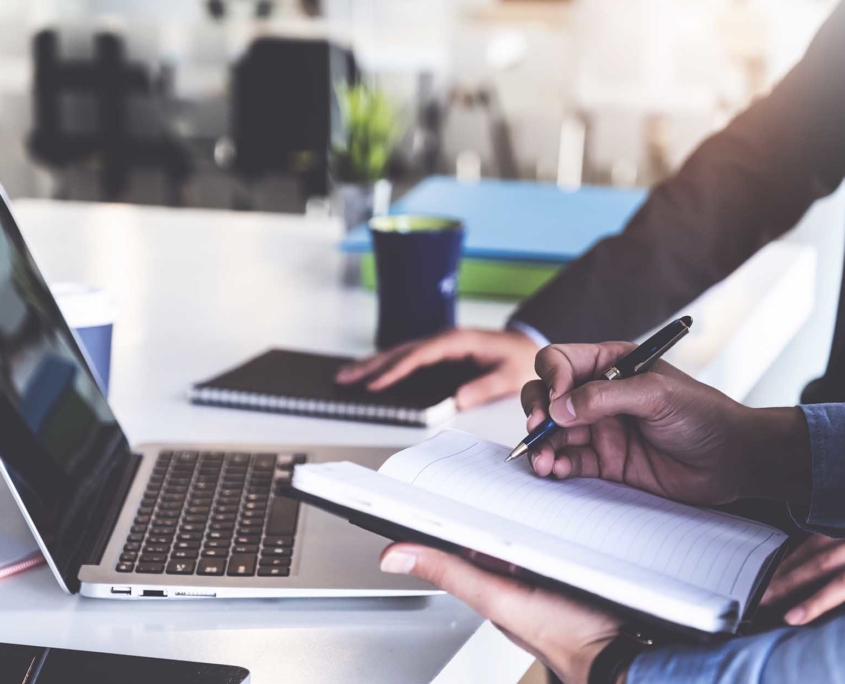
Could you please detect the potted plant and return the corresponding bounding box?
[331,83,401,233]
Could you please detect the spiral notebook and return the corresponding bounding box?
[189,349,484,427]
[0,482,43,580]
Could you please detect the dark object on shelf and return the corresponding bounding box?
[219,37,357,208]
[28,30,193,205]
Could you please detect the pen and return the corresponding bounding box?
[505,316,693,463]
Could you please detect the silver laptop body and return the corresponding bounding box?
[0,185,430,600]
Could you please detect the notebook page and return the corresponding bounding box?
[294,460,735,632]
[380,431,787,608]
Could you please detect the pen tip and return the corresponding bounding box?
[505,443,529,462]
[680,315,693,328]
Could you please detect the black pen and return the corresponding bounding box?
[505,316,693,463]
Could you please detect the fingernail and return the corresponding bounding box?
[785,607,806,625]
[550,396,576,424]
[380,550,417,575]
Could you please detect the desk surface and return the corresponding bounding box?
[0,199,815,684]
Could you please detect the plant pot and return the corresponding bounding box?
[332,180,392,233]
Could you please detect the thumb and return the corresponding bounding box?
[455,370,515,410]
[549,373,672,427]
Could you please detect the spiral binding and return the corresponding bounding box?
[188,387,428,426]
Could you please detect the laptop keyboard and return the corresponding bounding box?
[116,450,305,578]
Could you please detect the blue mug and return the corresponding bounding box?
[52,284,116,395]
[369,215,464,350]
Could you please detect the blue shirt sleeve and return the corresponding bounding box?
[628,617,845,684]
[789,404,845,537]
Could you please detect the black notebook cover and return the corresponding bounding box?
[189,349,483,427]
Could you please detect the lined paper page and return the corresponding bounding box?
[380,431,786,606]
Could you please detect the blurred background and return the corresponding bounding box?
[0,0,837,209]
[0,0,841,416]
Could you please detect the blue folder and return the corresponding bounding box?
[339,176,648,263]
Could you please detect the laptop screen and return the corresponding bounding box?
[0,195,130,592]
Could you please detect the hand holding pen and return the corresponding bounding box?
[508,317,692,462]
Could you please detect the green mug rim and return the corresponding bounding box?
[369,214,463,233]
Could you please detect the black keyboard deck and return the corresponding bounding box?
[116,450,305,578]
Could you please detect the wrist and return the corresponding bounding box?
[738,406,811,503]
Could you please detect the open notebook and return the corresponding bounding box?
[292,431,789,636]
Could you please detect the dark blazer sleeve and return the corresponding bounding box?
[512,2,845,344]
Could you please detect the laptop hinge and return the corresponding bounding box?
[81,450,142,570]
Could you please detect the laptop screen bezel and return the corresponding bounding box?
[0,185,134,594]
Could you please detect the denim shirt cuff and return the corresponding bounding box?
[789,404,845,537]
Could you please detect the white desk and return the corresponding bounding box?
[0,199,815,683]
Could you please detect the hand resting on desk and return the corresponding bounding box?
[335,328,538,410]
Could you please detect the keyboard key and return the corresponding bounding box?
[276,454,295,468]
[293,453,308,464]
[244,502,266,512]
[242,509,266,520]
[261,547,292,558]
[266,496,299,536]
[137,506,155,516]
[264,536,294,547]
[253,454,277,470]
[197,558,226,576]
[143,545,169,554]
[258,567,290,577]
[227,554,256,576]
[207,530,232,541]
[206,539,230,549]
[140,554,167,563]
[124,542,141,552]
[259,557,292,567]
[193,482,215,492]
[127,533,145,542]
[120,552,138,562]
[219,489,242,498]
[202,548,229,558]
[226,453,251,466]
[274,471,293,487]
[130,525,148,534]
[116,562,134,573]
[166,560,196,575]
[150,526,176,536]
[214,505,239,515]
[174,541,201,550]
[147,536,172,545]
[172,549,198,560]
[187,506,210,515]
[180,523,204,534]
[233,545,258,554]
[184,514,208,524]
[178,532,202,542]
[159,502,182,511]
[136,563,165,574]
[234,535,260,546]
[239,519,264,529]
[176,451,199,464]
[245,493,267,503]
[161,493,186,503]
[210,522,235,532]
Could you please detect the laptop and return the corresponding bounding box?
[0,187,430,599]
